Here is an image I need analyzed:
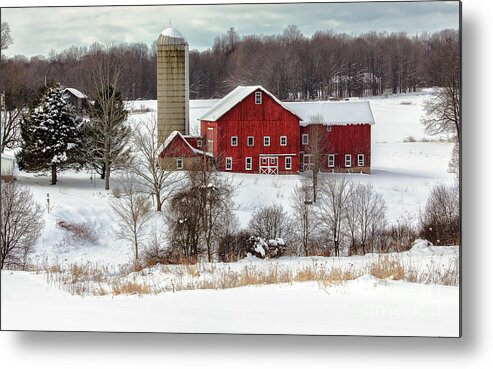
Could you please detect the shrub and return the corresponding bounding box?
[218,230,252,262]
[56,220,98,243]
[419,184,460,245]
[246,236,287,259]
[1,181,45,269]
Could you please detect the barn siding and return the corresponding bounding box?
[201,89,300,174]
[300,124,371,173]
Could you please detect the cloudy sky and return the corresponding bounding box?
[2,1,460,58]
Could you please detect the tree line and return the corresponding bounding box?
[1,23,458,103]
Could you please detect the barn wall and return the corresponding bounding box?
[159,157,203,171]
[300,124,371,173]
[201,89,300,174]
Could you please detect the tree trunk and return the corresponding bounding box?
[104,160,110,190]
[155,192,162,212]
[312,170,318,203]
[51,163,57,185]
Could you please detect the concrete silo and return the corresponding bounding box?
[156,27,189,146]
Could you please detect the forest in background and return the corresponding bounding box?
[1,25,459,105]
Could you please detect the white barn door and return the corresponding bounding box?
[259,156,278,175]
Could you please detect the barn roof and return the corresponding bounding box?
[64,88,88,99]
[285,101,375,126]
[199,86,301,122]
[159,131,213,157]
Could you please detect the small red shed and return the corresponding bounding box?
[158,131,212,170]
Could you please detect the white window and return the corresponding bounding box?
[176,158,183,169]
[328,154,335,168]
[247,136,254,147]
[255,91,262,104]
[197,139,203,148]
[225,157,233,171]
[345,154,352,167]
[207,128,214,152]
[358,154,364,167]
[231,136,238,147]
[261,157,268,165]
[264,136,270,146]
[302,133,309,145]
[285,157,292,170]
[280,136,287,146]
[245,157,252,171]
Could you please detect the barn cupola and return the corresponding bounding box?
[156,27,190,146]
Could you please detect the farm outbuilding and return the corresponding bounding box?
[161,85,375,175]
[63,88,90,116]
[156,27,375,175]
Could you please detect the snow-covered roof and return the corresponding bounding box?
[199,86,301,122]
[285,101,375,126]
[157,27,187,45]
[64,88,88,99]
[159,130,213,157]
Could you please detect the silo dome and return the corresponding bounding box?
[157,27,187,45]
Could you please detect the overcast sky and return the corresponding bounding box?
[1,1,460,58]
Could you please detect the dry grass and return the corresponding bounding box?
[112,282,152,295]
[39,251,459,297]
[369,255,405,280]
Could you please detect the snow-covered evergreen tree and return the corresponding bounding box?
[83,84,131,190]
[17,83,83,185]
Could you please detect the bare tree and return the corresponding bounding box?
[248,203,293,242]
[130,114,183,212]
[86,43,129,190]
[448,141,459,180]
[304,114,328,203]
[420,183,460,246]
[165,160,236,262]
[1,105,22,152]
[1,33,25,152]
[110,174,153,262]
[317,176,354,256]
[346,183,386,255]
[421,31,460,140]
[1,22,13,51]
[189,160,236,262]
[290,180,318,256]
[1,181,45,269]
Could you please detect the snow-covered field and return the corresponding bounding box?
[1,91,459,336]
[1,269,459,336]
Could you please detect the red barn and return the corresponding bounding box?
[160,86,375,175]
[286,101,374,174]
[199,86,301,174]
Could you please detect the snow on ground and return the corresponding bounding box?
[4,91,455,266]
[1,91,459,335]
[1,268,459,336]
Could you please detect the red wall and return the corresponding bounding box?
[300,124,371,171]
[201,89,300,174]
[160,135,198,158]
[198,88,372,174]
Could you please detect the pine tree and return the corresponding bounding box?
[17,83,83,185]
[84,84,131,190]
